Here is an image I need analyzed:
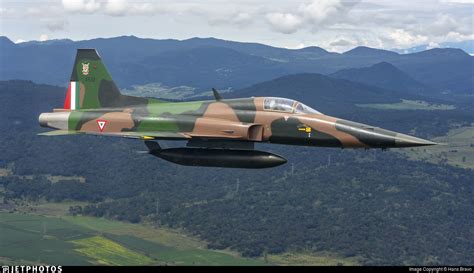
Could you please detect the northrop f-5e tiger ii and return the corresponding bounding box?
[39,49,437,168]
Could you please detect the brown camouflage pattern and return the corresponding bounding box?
[39,49,436,157]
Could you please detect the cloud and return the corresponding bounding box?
[439,0,474,3]
[426,14,472,36]
[444,31,474,42]
[208,11,254,27]
[46,20,68,32]
[387,29,428,47]
[62,0,101,13]
[60,0,257,32]
[231,12,253,26]
[104,0,127,16]
[265,13,303,34]
[264,0,360,34]
[39,34,49,41]
[209,14,253,27]
[293,43,307,49]
[0,7,15,17]
[311,0,473,50]
[427,41,440,49]
[299,0,344,24]
[330,38,355,47]
[3,0,472,52]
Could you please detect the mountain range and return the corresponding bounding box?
[393,40,474,55]
[330,62,428,95]
[230,73,401,115]
[1,36,472,96]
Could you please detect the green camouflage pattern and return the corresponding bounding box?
[39,49,436,153]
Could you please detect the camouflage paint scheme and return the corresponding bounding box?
[39,49,436,167]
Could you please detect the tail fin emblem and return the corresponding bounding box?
[81,63,90,75]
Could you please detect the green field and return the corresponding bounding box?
[0,212,266,265]
[0,210,362,265]
[121,82,233,100]
[356,99,455,110]
[72,235,154,265]
[0,164,85,184]
[0,213,93,265]
[122,83,197,100]
[395,125,474,169]
[268,252,361,266]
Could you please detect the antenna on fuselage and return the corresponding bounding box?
[212,88,223,101]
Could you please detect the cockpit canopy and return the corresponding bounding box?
[263,97,321,114]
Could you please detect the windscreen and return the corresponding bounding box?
[263,97,321,114]
[294,102,322,114]
[263,97,296,113]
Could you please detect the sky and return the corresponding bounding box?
[0,0,473,52]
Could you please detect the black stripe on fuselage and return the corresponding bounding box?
[335,119,397,148]
[269,117,342,147]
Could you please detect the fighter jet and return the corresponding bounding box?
[38,49,437,168]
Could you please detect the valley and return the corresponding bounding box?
[0,204,361,266]
[356,99,455,111]
[397,125,474,169]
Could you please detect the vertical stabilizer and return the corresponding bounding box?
[63,49,146,110]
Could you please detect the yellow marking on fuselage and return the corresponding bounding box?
[298,126,312,133]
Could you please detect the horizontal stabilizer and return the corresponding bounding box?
[38,130,189,140]
[37,130,81,136]
[94,131,190,140]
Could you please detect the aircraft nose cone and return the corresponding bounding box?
[394,133,438,147]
